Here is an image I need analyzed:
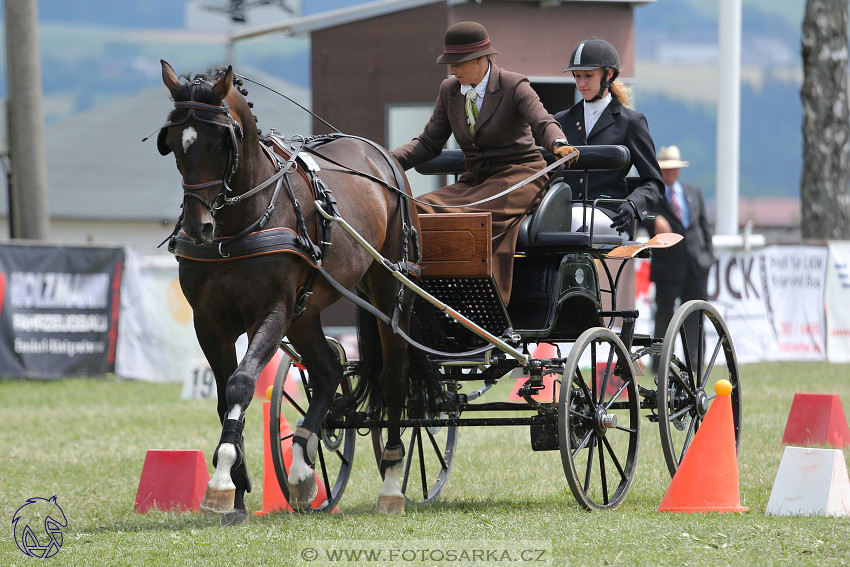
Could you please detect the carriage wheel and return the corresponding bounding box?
[371,384,458,505]
[559,327,640,510]
[657,300,741,477]
[269,339,356,513]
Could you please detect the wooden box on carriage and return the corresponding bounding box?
[418,213,492,278]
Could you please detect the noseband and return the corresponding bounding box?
[165,79,244,213]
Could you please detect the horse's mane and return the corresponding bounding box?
[167,65,261,135]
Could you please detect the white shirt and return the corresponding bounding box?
[460,63,490,112]
[583,93,612,137]
[667,180,690,228]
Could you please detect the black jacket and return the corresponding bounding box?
[644,182,715,284]
[554,98,663,221]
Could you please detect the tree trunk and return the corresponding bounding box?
[800,0,850,240]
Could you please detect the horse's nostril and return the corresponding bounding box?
[201,223,214,243]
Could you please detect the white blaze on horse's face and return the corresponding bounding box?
[181,126,198,154]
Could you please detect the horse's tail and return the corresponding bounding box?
[351,293,385,415]
[351,294,439,420]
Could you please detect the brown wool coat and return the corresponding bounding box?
[393,64,568,303]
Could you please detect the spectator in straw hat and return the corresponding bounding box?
[643,145,715,367]
[391,21,578,305]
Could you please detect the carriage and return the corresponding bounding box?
[156,62,741,521]
[265,145,742,512]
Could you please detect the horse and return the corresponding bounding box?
[156,60,419,524]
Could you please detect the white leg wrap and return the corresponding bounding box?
[288,443,313,485]
[379,460,405,499]
[208,443,237,492]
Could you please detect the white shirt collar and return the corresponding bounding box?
[583,93,612,134]
[460,63,490,110]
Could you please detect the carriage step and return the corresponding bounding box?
[530,422,559,451]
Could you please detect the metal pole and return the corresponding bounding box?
[715,0,742,237]
[4,0,51,240]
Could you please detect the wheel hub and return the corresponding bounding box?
[595,407,617,436]
[696,389,709,418]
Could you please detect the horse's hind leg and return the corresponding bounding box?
[286,315,345,509]
[374,292,413,514]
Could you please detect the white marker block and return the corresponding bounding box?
[766,446,850,516]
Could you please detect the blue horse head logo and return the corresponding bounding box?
[12,496,68,558]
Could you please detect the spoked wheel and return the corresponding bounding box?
[269,338,356,512]
[371,383,458,505]
[559,327,640,510]
[657,300,741,477]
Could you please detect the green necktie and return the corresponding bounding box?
[465,89,479,135]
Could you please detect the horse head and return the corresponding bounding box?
[158,60,259,245]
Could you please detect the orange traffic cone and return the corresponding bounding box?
[508,342,559,402]
[254,401,339,515]
[658,380,747,513]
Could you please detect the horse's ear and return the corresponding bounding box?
[157,127,171,156]
[212,65,234,102]
[161,59,180,96]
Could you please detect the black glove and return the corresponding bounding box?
[610,201,637,234]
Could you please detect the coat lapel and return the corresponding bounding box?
[449,83,469,140]
[471,65,501,134]
[587,99,620,140]
[563,103,587,143]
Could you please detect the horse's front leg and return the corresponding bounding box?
[201,315,285,524]
[285,315,344,509]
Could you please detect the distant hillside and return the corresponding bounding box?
[39,0,188,28]
[27,0,808,201]
[37,0,368,27]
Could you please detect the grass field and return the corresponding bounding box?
[1,362,848,566]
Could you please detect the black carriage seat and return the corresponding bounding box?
[414,145,633,251]
[515,144,632,251]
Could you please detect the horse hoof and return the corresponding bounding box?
[288,475,317,510]
[376,494,405,515]
[200,487,235,515]
[221,509,249,526]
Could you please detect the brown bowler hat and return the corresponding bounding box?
[436,21,498,64]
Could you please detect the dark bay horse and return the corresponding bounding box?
[156,60,418,523]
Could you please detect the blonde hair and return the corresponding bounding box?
[609,80,631,108]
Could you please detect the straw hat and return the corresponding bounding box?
[436,21,498,64]
[657,145,689,169]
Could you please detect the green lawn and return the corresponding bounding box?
[1,362,848,566]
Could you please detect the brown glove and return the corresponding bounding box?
[553,142,579,166]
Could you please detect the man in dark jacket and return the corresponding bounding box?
[644,145,715,361]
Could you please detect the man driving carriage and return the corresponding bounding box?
[391,21,578,306]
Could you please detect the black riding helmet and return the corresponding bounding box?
[565,37,620,102]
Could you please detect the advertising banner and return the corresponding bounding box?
[826,241,850,363]
[0,244,124,378]
[707,245,828,363]
[115,250,205,382]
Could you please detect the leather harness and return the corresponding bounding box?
[164,113,420,319]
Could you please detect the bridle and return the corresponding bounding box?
[160,78,244,214]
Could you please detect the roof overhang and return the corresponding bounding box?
[229,0,656,43]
